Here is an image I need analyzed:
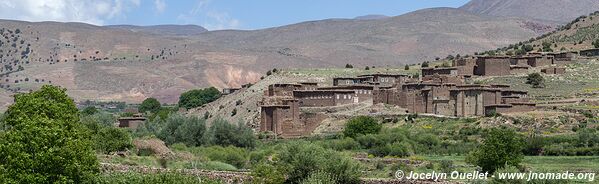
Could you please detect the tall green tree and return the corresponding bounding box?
[343,116,382,138]
[0,85,99,183]
[526,73,545,88]
[139,97,161,113]
[466,128,525,173]
[178,87,221,109]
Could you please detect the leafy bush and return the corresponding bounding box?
[251,163,286,184]
[157,114,207,146]
[139,98,161,113]
[94,127,133,154]
[178,87,221,109]
[0,85,99,183]
[81,106,98,116]
[343,116,381,138]
[184,161,238,171]
[205,118,256,148]
[466,128,525,173]
[301,171,338,184]
[526,73,545,88]
[92,172,220,184]
[275,141,362,184]
[199,146,249,169]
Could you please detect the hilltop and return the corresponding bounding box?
[5,0,599,108]
[460,0,599,23]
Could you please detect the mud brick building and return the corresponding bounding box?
[474,56,511,76]
[580,48,599,57]
[549,52,577,65]
[453,57,477,76]
[222,88,241,95]
[318,85,376,103]
[118,116,147,129]
[526,55,554,67]
[333,76,373,86]
[266,83,302,96]
[509,65,529,74]
[541,66,566,74]
[422,67,459,77]
[293,90,356,107]
[357,74,409,86]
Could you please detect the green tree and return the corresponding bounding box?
[593,39,599,48]
[343,116,382,138]
[0,85,99,183]
[276,141,362,184]
[139,97,161,113]
[466,128,525,173]
[178,87,221,109]
[421,61,429,68]
[404,64,410,70]
[345,64,353,68]
[81,106,98,116]
[526,73,545,88]
[94,127,133,154]
[522,44,534,52]
[205,118,256,148]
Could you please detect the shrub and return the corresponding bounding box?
[158,114,207,146]
[139,98,161,113]
[343,116,381,138]
[92,172,220,184]
[199,146,249,169]
[178,87,221,109]
[404,65,409,70]
[0,85,99,183]
[326,137,361,151]
[276,141,362,184]
[205,119,256,148]
[526,73,545,88]
[81,106,99,116]
[466,128,525,173]
[301,171,338,184]
[251,163,286,184]
[94,127,133,154]
[345,64,353,68]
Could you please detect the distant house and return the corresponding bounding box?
[118,116,146,129]
[222,88,241,95]
[580,48,599,57]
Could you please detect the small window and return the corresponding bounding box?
[336,94,340,99]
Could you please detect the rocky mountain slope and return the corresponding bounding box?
[460,0,599,23]
[0,1,584,107]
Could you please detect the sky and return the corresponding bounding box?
[0,0,470,30]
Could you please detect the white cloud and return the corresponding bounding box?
[0,0,141,25]
[154,0,166,13]
[177,0,240,30]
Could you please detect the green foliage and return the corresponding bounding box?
[0,85,99,183]
[199,146,249,169]
[301,171,338,184]
[251,163,286,184]
[139,98,161,113]
[541,42,553,52]
[404,64,409,70]
[522,44,534,52]
[178,87,221,109]
[593,39,599,48]
[421,61,429,68]
[94,127,133,154]
[344,64,353,68]
[343,116,381,138]
[92,172,220,184]
[364,66,370,70]
[526,73,545,88]
[157,114,207,146]
[80,111,132,154]
[205,118,256,148]
[81,106,99,116]
[275,141,362,184]
[466,128,525,173]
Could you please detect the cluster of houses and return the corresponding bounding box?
[259,52,581,137]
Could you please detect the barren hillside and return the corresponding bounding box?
[460,0,599,23]
[0,5,572,107]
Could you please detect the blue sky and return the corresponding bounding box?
[0,0,470,30]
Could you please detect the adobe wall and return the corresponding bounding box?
[475,57,510,76]
[527,56,553,67]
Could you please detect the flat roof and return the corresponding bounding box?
[358,73,408,77]
[293,90,355,93]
